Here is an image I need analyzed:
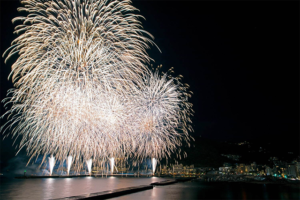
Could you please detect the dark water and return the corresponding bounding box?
[113,181,300,200]
[1,176,299,200]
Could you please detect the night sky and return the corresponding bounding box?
[0,0,299,167]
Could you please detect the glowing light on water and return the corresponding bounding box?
[152,158,157,175]
[49,155,55,176]
[86,159,92,175]
[67,156,73,176]
[110,158,115,174]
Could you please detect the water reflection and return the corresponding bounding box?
[1,177,167,200]
[113,182,300,200]
[63,178,73,198]
[1,178,299,200]
[44,178,55,199]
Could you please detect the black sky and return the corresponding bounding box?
[0,0,299,165]
[131,0,299,144]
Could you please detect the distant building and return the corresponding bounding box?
[292,160,300,177]
[161,165,168,175]
[250,162,257,171]
[173,164,183,175]
[245,165,251,175]
[272,160,287,177]
[286,164,297,178]
[236,163,245,174]
[265,166,272,176]
[219,166,232,175]
[172,164,196,176]
[183,165,196,175]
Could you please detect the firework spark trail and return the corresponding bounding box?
[2,0,193,172]
[67,156,72,175]
[131,70,193,161]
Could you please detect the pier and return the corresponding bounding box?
[51,185,154,200]
[51,178,196,200]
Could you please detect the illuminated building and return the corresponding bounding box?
[286,163,297,178]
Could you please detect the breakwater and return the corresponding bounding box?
[51,178,195,200]
[51,185,154,200]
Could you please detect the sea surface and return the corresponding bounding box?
[0,176,299,200]
[0,176,166,200]
[114,181,300,200]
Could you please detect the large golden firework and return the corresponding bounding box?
[2,0,193,172]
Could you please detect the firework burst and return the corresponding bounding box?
[131,69,193,161]
[2,0,193,173]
